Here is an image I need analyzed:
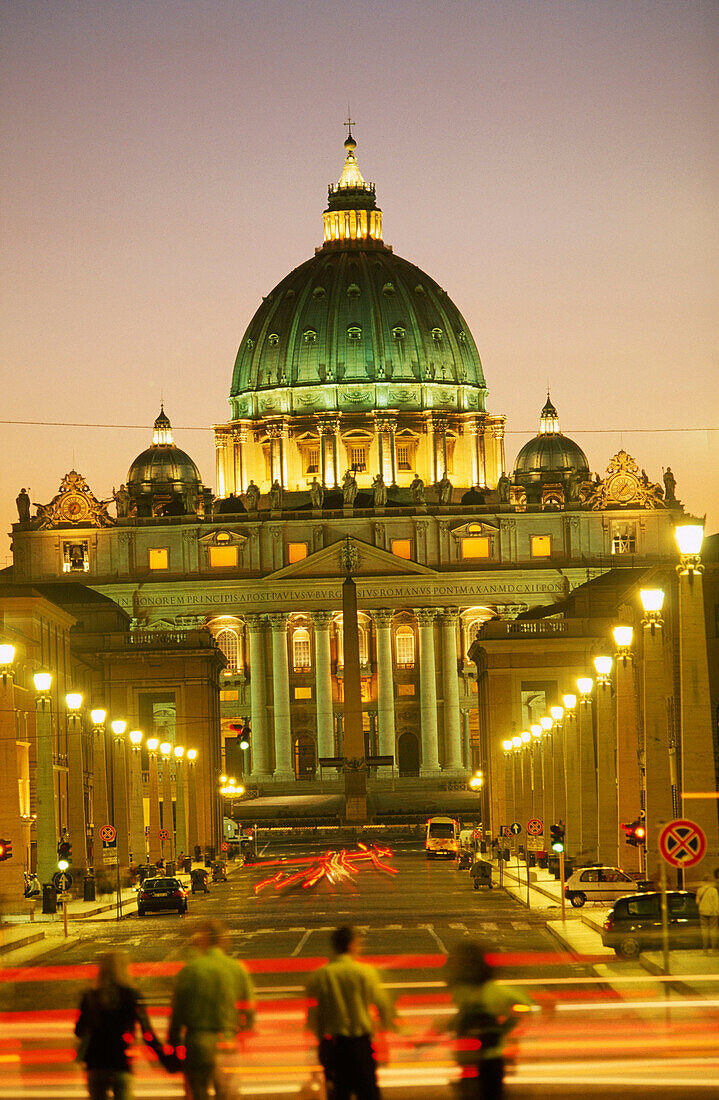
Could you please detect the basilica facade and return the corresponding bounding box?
[7,132,687,837]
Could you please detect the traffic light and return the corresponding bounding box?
[229,721,251,752]
[0,838,12,861]
[550,823,565,853]
[621,819,646,847]
[58,839,72,863]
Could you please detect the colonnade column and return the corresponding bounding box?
[372,610,396,774]
[187,757,199,857]
[461,708,471,769]
[439,610,463,772]
[595,676,618,867]
[642,610,674,880]
[66,709,88,875]
[0,671,25,908]
[159,747,175,863]
[91,717,109,866]
[35,690,58,884]
[128,738,146,864]
[416,609,440,775]
[563,705,581,858]
[269,614,294,781]
[174,752,188,859]
[312,612,335,762]
[578,692,597,861]
[615,646,641,874]
[147,741,162,864]
[246,616,270,781]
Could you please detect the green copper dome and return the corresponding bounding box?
[228,136,487,421]
[513,395,589,488]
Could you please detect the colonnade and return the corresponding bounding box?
[243,608,469,782]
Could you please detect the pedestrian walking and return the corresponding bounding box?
[305,925,394,1100]
[169,919,255,1100]
[445,939,532,1100]
[696,874,719,954]
[75,950,156,1100]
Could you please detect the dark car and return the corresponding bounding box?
[602,890,701,958]
[137,876,188,917]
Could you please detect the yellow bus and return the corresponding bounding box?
[425,816,459,859]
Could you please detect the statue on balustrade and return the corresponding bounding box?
[437,472,452,505]
[269,479,283,510]
[342,470,358,506]
[410,475,426,505]
[497,473,511,504]
[372,473,387,508]
[15,488,31,524]
[245,480,260,511]
[663,466,676,503]
[310,477,324,509]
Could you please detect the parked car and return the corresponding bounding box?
[564,866,651,907]
[137,876,188,917]
[602,891,701,958]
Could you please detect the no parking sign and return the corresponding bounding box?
[659,819,706,868]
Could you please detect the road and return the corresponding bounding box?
[1,840,718,1097]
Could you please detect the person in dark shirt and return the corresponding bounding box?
[75,951,154,1100]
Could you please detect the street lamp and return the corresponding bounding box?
[0,644,15,685]
[640,588,665,636]
[159,742,175,862]
[91,708,107,726]
[593,655,613,685]
[174,746,188,860]
[675,520,704,575]
[540,716,553,733]
[186,749,199,858]
[550,706,564,723]
[128,731,145,865]
[562,693,577,712]
[146,738,161,864]
[613,625,633,664]
[576,677,593,700]
[65,692,87,875]
[33,672,56,884]
[594,657,617,865]
[575,678,597,860]
[90,709,109,870]
[111,719,127,737]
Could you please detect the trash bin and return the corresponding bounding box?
[470,859,493,890]
[547,855,560,879]
[165,861,176,878]
[527,852,536,868]
[193,845,202,862]
[138,864,155,884]
[42,884,57,915]
[83,875,96,902]
[501,848,510,862]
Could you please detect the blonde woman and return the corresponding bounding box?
[75,951,155,1100]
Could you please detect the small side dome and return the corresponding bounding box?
[513,394,589,497]
[127,407,203,516]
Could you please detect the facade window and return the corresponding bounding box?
[304,445,320,475]
[216,628,240,672]
[391,539,412,559]
[209,545,238,568]
[288,542,308,564]
[431,327,443,342]
[392,325,406,341]
[349,445,367,471]
[148,548,169,570]
[395,627,415,668]
[396,443,412,470]
[294,686,312,700]
[347,326,362,341]
[293,627,312,670]
[612,528,637,554]
[530,535,551,558]
[62,540,89,573]
[268,333,279,347]
[303,329,317,344]
[336,622,368,666]
[461,536,490,559]
[397,683,415,696]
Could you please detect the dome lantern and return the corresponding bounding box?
[323,128,383,245]
[539,391,560,436]
[152,405,173,446]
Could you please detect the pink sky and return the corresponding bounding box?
[2,1,717,561]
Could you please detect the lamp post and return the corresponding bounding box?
[529,724,542,822]
[675,521,719,879]
[613,625,642,873]
[146,738,162,865]
[186,749,199,860]
[34,672,57,886]
[594,655,617,866]
[549,705,564,832]
[109,718,131,874]
[160,742,175,863]
[562,693,580,859]
[519,730,531,852]
[90,709,109,871]
[576,677,596,861]
[0,645,25,909]
[538,716,553,844]
[640,587,673,879]
[65,693,87,877]
[174,746,188,862]
[128,730,145,865]
[502,739,515,837]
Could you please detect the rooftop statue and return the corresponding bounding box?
[437,473,452,505]
[372,473,387,508]
[410,475,426,505]
[15,488,31,524]
[269,479,283,510]
[310,478,324,509]
[245,480,260,511]
[342,470,358,507]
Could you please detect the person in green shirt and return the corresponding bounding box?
[445,939,532,1100]
[306,925,394,1100]
[169,919,255,1100]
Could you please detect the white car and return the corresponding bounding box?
[564,866,650,908]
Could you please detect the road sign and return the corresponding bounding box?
[659,818,706,868]
[500,825,511,838]
[366,755,395,767]
[318,756,345,768]
[510,822,522,835]
[99,825,116,843]
[527,818,543,836]
[527,836,544,852]
[53,870,72,893]
[159,828,169,841]
[221,841,229,852]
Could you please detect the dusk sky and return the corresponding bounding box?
[2,0,717,559]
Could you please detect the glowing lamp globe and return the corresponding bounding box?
[187,749,197,761]
[129,729,143,746]
[502,739,513,752]
[65,692,83,711]
[640,588,664,614]
[512,736,522,749]
[34,671,52,693]
[675,523,704,556]
[563,693,577,710]
[111,719,127,736]
[540,716,553,731]
[594,655,613,677]
[613,625,633,648]
[576,677,593,696]
[90,708,106,726]
[174,745,184,759]
[160,742,172,756]
[520,731,531,744]
[147,738,159,752]
[0,644,16,666]
[550,706,564,722]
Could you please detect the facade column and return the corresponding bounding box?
[551,724,565,833]
[147,741,162,864]
[461,708,471,769]
[187,757,199,857]
[174,751,188,859]
[112,733,131,871]
[578,693,597,860]
[372,610,396,773]
[416,608,440,775]
[563,707,581,859]
[160,747,175,863]
[35,689,58,885]
[596,676,618,867]
[66,709,88,875]
[642,615,674,880]
[677,565,719,881]
[615,648,642,873]
[439,610,463,772]
[128,738,146,865]
[320,428,328,488]
[332,426,340,487]
[377,432,384,481]
[426,422,436,484]
[312,612,335,762]
[91,718,110,869]
[388,425,397,485]
[269,614,294,781]
[0,672,26,909]
[246,616,270,781]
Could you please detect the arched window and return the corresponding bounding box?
[293,627,311,670]
[216,628,240,672]
[395,627,415,668]
[336,621,368,667]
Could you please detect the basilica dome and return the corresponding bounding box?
[228,134,487,421]
[513,396,589,491]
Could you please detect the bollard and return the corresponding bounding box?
[62,896,68,938]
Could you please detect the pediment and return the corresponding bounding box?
[267,537,436,581]
[450,520,499,540]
